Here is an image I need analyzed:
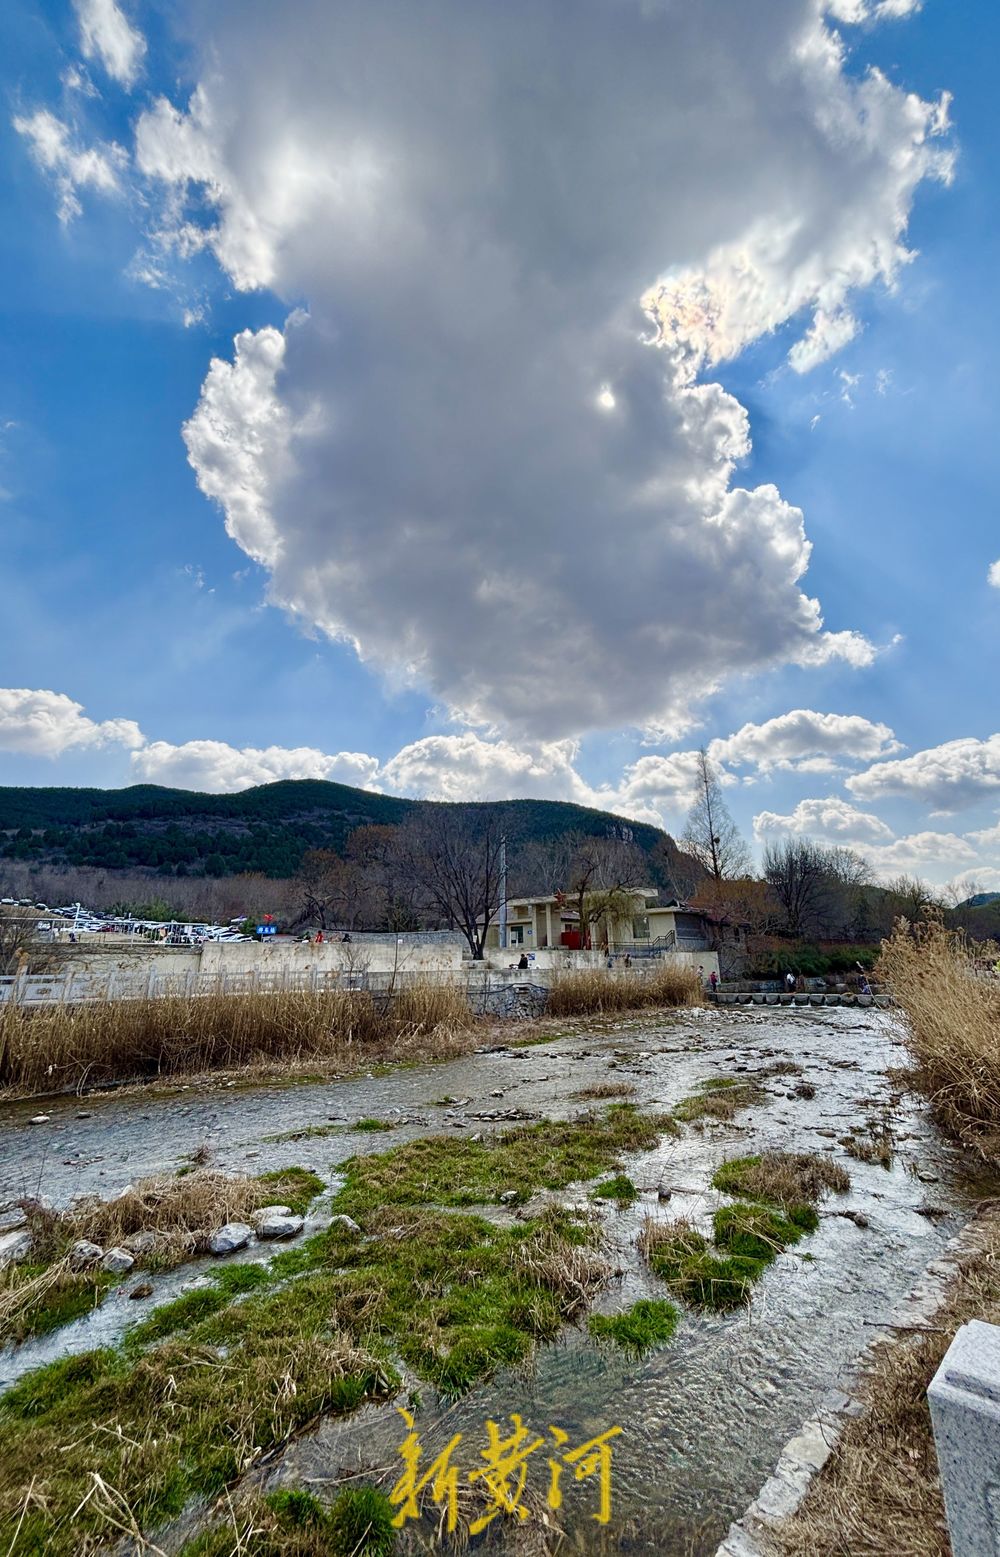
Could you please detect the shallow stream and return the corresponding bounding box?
[1,1006,992,1553]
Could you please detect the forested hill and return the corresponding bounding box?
[0,779,688,881]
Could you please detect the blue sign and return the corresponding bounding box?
[256,924,277,936]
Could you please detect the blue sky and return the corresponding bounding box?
[1,0,998,889]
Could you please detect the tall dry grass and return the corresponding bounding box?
[545,962,702,1018]
[0,983,478,1096]
[877,916,1000,1158]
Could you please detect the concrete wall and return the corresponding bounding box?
[200,931,466,977]
[486,946,719,979]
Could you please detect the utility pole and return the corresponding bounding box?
[498,835,508,951]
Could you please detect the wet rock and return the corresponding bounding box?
[0,1207,27,1234]
[657,1188,673,1203]
[0,1228,32,1267]
[917,1171,940,1184]
[329,1214,361,1235]
[28,1114,50,1125]
[252,1204,293,1223]
[490,1090,504,1098]
[499,1190,519,1204]
[129,1282,154,1300]
[76,1111,92,1119]
[208,1222,253,1255]
[915,1204,947,1221]
[836,1210,870,1229]
[69,1239,105,1269]
[102,1247,135,1274]
[815,1128,838,1138]
[794,1082,817,1099]
[255,1213,304,1240]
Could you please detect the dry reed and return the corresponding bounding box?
[0,983,479,1095]
[545,962,702,1018]
[67,1169,276,1253]
[877,917,1000,1158]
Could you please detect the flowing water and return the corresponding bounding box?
[1,1006,993,1553]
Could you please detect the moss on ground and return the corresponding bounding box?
[353,1118,395,1132]
[332,1103,673,1215]
[588,1298,679,1353]
[179,1486,397,1556]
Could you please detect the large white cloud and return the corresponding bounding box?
[131,740,379,793]
[117,0,950,741]
[848,736,1000,812]
[710,710,899,774]
[0,689,144,757]
[74,0,146,88]
[753,796,895,845]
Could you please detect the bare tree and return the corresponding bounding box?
[681,750,752,883]
[762,839,872,940]
[394,804,506,960]
[558,833,648,949]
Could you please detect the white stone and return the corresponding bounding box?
[69,1239,105,1269]
[928,1318,1000,1557]
[255,1213,304,1240]
[101,1247,135,1274]
[251,1204,292,1225]
[29,1114,49,1125]
[329,1214,361,1235]
[208,1222,253,1255]
[0,1228,32,1267]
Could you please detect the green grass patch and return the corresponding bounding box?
[197,1204,606,1397]
[352,1118,395,1132]
[591,1173,639,1205]
[673,1075,767,1123]
[711,1152,850,1204]
[179,1485,397,1556]
[0,1266,116,1346]
[263,1123,343,1143]
[588,1298,679,1353]
[255,1166,325,1215]
[0,1294,394,1555]
[712,1201,817,1264]
[332,1103,673,1216]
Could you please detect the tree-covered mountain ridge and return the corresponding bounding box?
[0,778,692,883]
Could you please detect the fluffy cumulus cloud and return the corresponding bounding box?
[115,0,950,741]
[74,0,146,87]
[848,736,1000,812]
[868,831,977,873]
[988,561,1000,589]
[709,709,899,774]
[12,109,125,223]
[753,796,895,845]
[131,740,379,793]
[0,689,144,757]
